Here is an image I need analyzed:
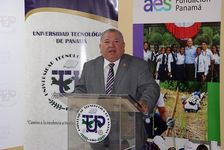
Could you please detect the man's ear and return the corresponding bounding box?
[123,42,126,50]
[99,44,102,53]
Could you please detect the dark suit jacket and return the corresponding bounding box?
[75,54,160,112]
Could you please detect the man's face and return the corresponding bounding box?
[99,31,125,62]
[201,42,207,50]
[186,38,193,47]
[154,45,159,52]
[172,44,177,52]
[196,47,201,55]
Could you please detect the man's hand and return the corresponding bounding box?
[202,75,206,81]
[137,100,149,114]
[166,117,175,129]
[168,72,172,78]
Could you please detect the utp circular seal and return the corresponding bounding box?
[76,104,111,143]
[41,53,80,110]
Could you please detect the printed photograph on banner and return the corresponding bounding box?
[142,22,220,83]
[142,80,219,145]
[159,80,208,141]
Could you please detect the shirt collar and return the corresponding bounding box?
[104,58,120,68]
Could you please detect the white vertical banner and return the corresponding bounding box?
[133,0,221,149]
[0,0,25,149]
[24,1,118,149]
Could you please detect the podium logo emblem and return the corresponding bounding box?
[76,104,111,143]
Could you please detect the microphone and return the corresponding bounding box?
[128,95,153,124]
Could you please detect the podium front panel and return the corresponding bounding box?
[58,94,145,150]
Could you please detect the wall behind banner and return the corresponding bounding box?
[0,1,25,150]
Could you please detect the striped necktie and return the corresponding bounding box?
[105,63,115,94]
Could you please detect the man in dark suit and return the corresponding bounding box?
[75,28,160,149]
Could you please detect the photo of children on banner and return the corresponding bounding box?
[151,44,160,78]
[144,81,175,139]
[143,39,219,82]
[194,47,208,82]
[175,46,185,81]
[200,41,216,81]
[210,44,220,82]
[141,21,220,150]
[155,47,168,81]
[181,91,207,113]
[142,79,209,149]
[143,42,159,76]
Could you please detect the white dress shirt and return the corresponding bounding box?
[167,53,174,72]
[156,53,167,72]
[194,54,208,78]
[104,58,120,86]
[201,49,214,66]
[143,50,152,61]
[212,53,220,64]
[176,53,185,65]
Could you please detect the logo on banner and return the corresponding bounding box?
[0,15,16,32]
[41,54,80,110]
[76,104,111,143]
[144,0,172,12]
[0,89,16,107]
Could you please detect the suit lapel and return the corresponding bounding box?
[113,55,129,93]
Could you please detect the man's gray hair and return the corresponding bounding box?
[100,28,124,42]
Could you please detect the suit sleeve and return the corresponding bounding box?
[137,61,160,113]
[74,63,87,93]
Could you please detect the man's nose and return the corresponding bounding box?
[108,41,115,47]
